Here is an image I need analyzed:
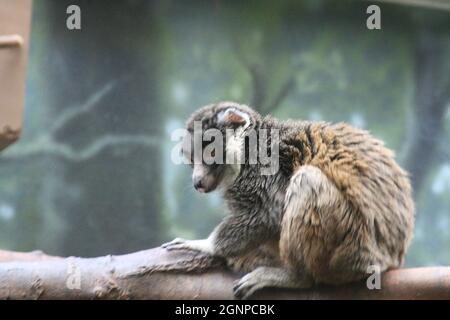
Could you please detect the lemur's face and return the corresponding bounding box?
[183,102,258,193]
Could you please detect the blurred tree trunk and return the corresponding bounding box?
[26,0,167,256]
[403,27,449,196]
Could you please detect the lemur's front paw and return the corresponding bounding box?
[233,273,267,300]
[161,238,191,251]
[161,238,214,254]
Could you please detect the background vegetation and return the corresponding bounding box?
[0,0,449,267]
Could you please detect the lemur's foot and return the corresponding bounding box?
[233,267,313,300]
[161,237,214,255]
[233,271,271,300]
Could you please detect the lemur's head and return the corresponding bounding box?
[182,101,261,193]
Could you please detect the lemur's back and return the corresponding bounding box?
[276,118,414,278]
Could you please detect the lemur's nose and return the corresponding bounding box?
[194,179,206,193]
[194,179,203,189]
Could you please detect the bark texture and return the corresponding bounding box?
[0,247,449,299]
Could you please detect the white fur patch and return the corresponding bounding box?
[225,128,246,176]
[219,106,252,188]
[186,238,215,254]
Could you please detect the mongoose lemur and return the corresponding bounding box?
[162,101,414,299]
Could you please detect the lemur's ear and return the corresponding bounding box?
[217,108,250,127]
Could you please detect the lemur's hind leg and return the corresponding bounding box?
[280,165,372,285]
[233,266,313,299]
[234,166,340,299]
[226,241,283,273]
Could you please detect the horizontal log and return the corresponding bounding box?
[0,247,449,299]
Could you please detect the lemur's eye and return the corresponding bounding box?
[211,149,215,157]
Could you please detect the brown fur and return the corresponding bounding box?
[229,120,414,285]
[277,121,413,284]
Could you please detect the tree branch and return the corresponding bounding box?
[231,35,297,114]
[0,77,160,162]
[0,134,160,162]
[0,247,449,299]
[262,76,296,114]
[50,78,122,136]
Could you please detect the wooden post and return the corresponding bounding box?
[0,0,32,151]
